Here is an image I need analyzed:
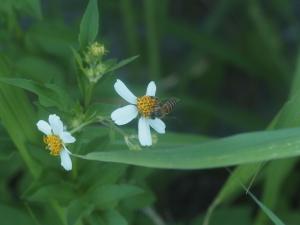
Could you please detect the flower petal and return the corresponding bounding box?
[114,79,137,104]
[48,114,64,135]
[60,148,72,171]
[149,118,166,134]
[138,117,152,146]
[146,81,156,96]
[36,120,52,135]
[60,132,76,144]
[111,105,138,125]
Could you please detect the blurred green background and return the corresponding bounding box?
[2,0,297,135]
[1,0,300,224]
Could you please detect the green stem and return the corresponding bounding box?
[84,82,95,108]
[100,118,128,137]
[70,118,96,134]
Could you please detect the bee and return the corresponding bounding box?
[150,98,179,119]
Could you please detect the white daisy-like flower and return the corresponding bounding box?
[111,79,166,146]
[36,114,76,171]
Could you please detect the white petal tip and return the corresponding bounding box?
[146,81,156,96]
[36,120,52,135]
[114,79,137,104]
[111,105,138,125]
[141,143,152,147]
[60,150,72,171]
[149,118,166,134]
[49,114,59,120]
[61,132,76,144]
[138,118,152,147]
[49,114,64,135]
[61,162,72,171]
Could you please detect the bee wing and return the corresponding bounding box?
[160,97,180,104]
[171,97,180,103]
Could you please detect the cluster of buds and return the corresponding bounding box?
[83,42,108,83]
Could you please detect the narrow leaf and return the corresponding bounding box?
[79,0,99,48]
[76,127,300,169]
[248,192,285,225]
[106,55,139,73]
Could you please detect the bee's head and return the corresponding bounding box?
[150,110,163,119]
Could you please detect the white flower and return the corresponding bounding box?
[111,79,166,146]
[36,114,76,171]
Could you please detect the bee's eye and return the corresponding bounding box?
[155,111,161,117]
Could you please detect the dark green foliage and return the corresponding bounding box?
[0,0,299,224]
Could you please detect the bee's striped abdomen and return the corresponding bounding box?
[162,98,178,115]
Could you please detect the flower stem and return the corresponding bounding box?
[70,118,96,134]
[100,117,128,137]
[84,82,95,108]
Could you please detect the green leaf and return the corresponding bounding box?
[79,0,99,48]
[101,210,127,225]
[273,91,300,128]
[0,151,15,161]
[0,78,73,112]
[76,127,300,169]
[25,22,76,60]
[78,163,127,187]
[205,76,300,223]
[25,184,76,205]
[203,163,261,225]
[71,47,84,72]
[87,184,144,209]
[248,192,285,225]
[0,136,16,160]
[254,159,297,225]
[67,199,94,225]
[86,213,106,225]
[0,204,35,225]
[0,58,40,178]
[15,56,64,82]
[105,55,139,73]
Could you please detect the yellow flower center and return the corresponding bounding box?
[136,96,158,117]
[43,135,63,156]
